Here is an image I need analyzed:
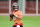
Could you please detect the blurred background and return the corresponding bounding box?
[0,0,40,27]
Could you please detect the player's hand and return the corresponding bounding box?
[10,14,14,18]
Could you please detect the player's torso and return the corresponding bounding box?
[13,18,22,24]
[13,10,23,24]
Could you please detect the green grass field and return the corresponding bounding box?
[0,16,40,27]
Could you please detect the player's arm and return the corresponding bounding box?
[16,14,23,20]
[14,12,23,20]
[10,14,14,21]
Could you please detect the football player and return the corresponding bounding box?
[10,2,23,27]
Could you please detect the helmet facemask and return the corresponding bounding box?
[12,2,19,10]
